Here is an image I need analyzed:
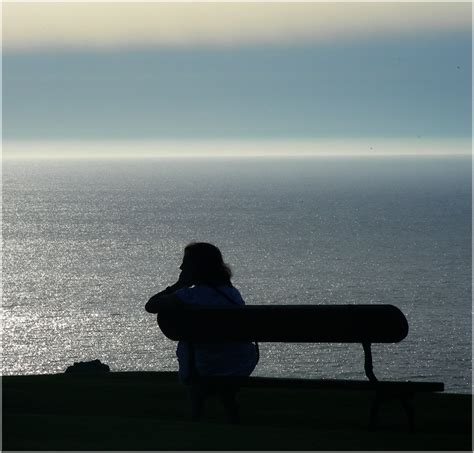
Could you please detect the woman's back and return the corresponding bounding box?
[175,284,258,380]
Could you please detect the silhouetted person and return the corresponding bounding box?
[145,242,258,423]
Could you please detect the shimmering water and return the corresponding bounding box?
[2,156,471,393]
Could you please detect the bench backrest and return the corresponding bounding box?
[157,304,408,344]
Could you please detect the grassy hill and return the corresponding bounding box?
[2,371,472,451]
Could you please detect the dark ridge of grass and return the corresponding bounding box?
[2,371,472,451]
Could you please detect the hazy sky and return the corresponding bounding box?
[4,3,470,50]
[3,2,472,151]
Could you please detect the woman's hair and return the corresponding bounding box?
[184,242,232,286]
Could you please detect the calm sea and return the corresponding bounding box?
[2,156,472,393]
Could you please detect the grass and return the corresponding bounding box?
[2,371,472,451]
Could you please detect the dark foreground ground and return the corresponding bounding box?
[2,371,472,451]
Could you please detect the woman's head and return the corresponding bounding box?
[181,242,232,286]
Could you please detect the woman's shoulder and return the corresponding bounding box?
[218,285,245,305]
[175,284,245,306]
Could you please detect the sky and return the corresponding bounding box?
[2,2,472,157]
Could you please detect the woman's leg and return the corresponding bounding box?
[188,381,217,421]
[188,383,206,421]
[218,385,240,424]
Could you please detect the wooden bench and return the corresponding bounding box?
[157,304,444,430]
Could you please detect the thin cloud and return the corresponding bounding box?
[3,2,471,52]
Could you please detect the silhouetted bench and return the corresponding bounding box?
[157,304,444,431]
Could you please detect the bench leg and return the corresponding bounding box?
[369,391,416,433]
[369,394,381,430]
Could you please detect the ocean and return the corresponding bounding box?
[2,156,471,393]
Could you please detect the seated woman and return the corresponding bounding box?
[145,242,259,423]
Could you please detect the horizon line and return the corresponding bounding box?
[3,138,471,160]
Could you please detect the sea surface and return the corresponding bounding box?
[2,156,472,393]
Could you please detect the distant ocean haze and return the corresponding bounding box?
[2,153,471,393]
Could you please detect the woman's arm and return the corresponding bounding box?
[146,263,195,313]
[145,292,184,313]
[144,279,189,313]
